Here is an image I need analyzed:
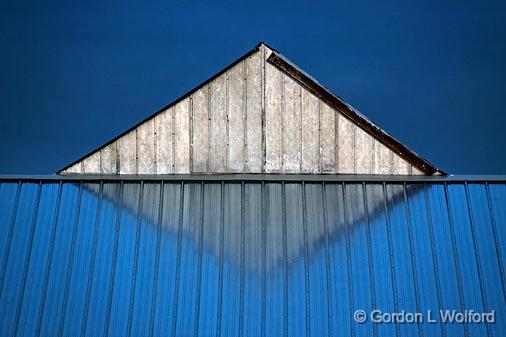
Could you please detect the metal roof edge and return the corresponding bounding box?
[1,174,505,183]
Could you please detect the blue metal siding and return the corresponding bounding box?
[264,183,284,337]
[366,183,396,337]
[324,183,351,337]
[0,180,504,337]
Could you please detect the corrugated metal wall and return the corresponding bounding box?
[61,44,424,176]
[0,179,504,336]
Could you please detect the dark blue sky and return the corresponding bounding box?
[1,0,505,175]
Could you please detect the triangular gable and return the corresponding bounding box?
[59,43,443,175]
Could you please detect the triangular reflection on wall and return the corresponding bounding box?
[82,182,425,274]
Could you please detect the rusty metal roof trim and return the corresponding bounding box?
[266,51,444,175]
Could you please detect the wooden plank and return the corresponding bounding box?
[245,50,263,173]
[354,126,373,174]
[209,76,227,172]
[191,87,209,173]
[83,151,101,174]
[118,130,137,174]
[319,102,336,173]
[301,88,319,173]
[63,162,81,174]
[155,108,174,174]
[264,62,283,173]
[174,98,190,173]
[137,118,155,174]
[392,154,410,174]
[374,140,393,175]
[337,114,354,174]
[281,73,301,173]
[100,143,117,174]
[227,61,246,172]
[412,166,424,175]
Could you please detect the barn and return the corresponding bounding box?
[0,42,504,337]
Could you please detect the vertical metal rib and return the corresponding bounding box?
[464,183,491,337]
[281,182,288,337]
[301,182,311,337]
[485,183,506,304]
[321,182,333,337]
[103,182,124,337]
[402,183,422,337]
[194,182,205,337]
[423,183,446,337]
[342,182,355,337]
[382,183,400,337]
[36,181,63,337]
[0,181,21,298]
[13,182,42,337]
[58,182,84,337]
[216,182,225,337]
[362,183,377,337]
[261,182,266,337]
[238,181,245,337]
[126,181,144,337]
[443,183,468,337]
[149,182,164,337]
[171,182,185,337]
[80,181,104,337]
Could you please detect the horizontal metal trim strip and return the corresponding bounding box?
[0,174,505,182]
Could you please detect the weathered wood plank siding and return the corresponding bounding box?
[155,107,174,174]
[209,76,227,172]
[281,72,301,173]
[265,56,283,172]
[227,61,246,172]
[191,88,208,173]
[245,49,263,173]
[137,119,155,174]
[61,44,429,175]
[320,102,335,173]
[301,87,319,173]
[118,131,136,174]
